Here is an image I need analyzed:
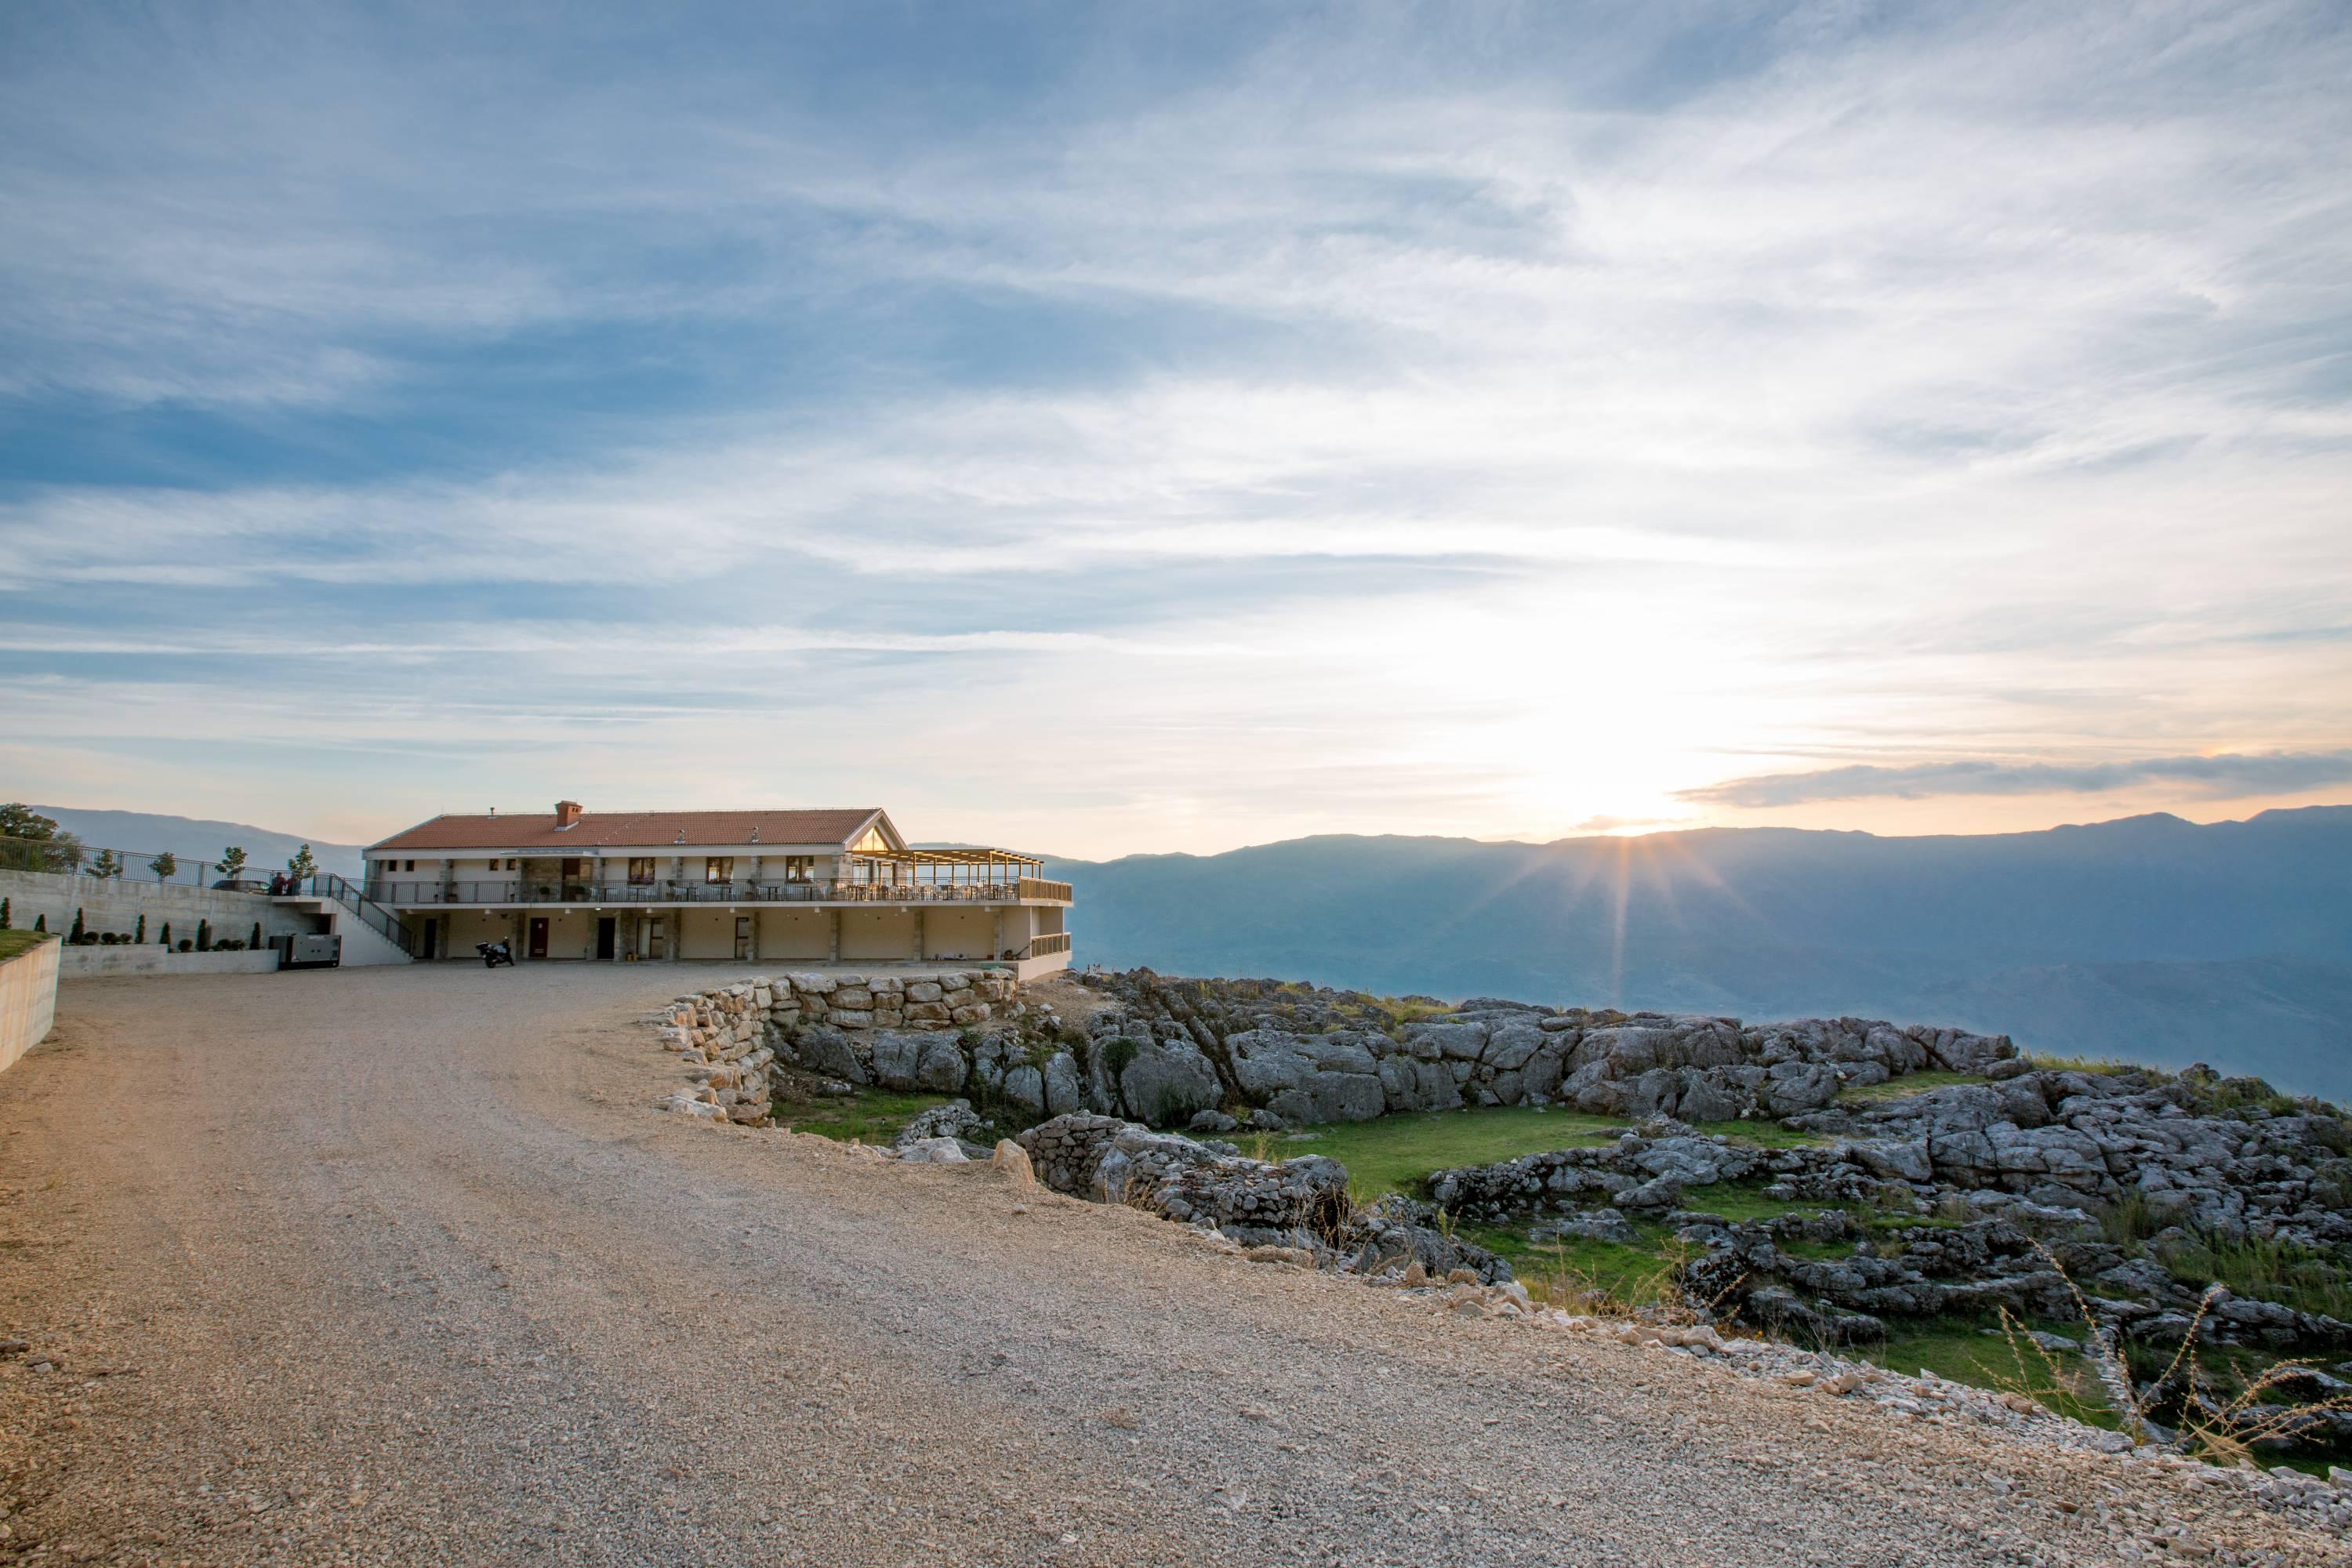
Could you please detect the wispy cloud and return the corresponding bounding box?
[1680,751,2352,808]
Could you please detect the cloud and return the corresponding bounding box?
[1680,751,2352,808]
[3,5,2351,854]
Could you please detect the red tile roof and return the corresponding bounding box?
[368,808,885,855]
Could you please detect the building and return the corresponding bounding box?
[365,801,1073,976]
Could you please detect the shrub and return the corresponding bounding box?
[196,919,212,952]
[1103,1036,1141,1080]
[34,913,45,933]
[1,896,9,928]
[176,938,192,953]
[71,906,85,942]
[160,921,172,947]
[249,920,262,950]
[136,914,147,943]
[148,851,177,881]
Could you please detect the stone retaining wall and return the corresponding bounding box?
[653,968,1022,1123]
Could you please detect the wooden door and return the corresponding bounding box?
[528,916,549,959]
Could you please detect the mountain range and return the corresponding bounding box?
[1040,808,2352,1102]
[28,806,368,880]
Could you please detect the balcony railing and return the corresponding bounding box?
[1028,931,1073,956]
[365,878,1058,906]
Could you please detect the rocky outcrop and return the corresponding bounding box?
[1014,1112,1502,1273]
[1066,971,2015,1127]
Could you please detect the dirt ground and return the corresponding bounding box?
[0,964,2340,1566]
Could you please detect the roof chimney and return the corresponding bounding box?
[554,800,583,829]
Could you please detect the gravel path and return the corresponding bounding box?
[1,964,2342,1566]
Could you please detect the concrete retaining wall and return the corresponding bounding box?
[0,936,60,1073]
[0,868,306,946]
[58,946,281,979]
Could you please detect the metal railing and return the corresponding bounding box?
[365,877,1051,906]
[293,874,418,957]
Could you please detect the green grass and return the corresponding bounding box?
[1685,1119,1830,1149]
[0,929,54,961]
[2157,1234,2352,1320]
[1664,1183,1855,1224]
[2024,1053,2149,1077]
[776,1090,956,1144]
[1475,1225,1693,1313]
[1834,1069,1987,1105]
[1279,1105,1622,1200]
[1864,1319,2120,1431]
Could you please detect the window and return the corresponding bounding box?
[560,857,582,878]
[405,860,416,873]
[785,855,814,882]
[628,857,655,885]
[705,856,733,884]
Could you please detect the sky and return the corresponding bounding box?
[2,2,2349,859]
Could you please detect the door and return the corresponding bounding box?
[648,917,666,960]
[528,916,550,960]
[733,915,753,960]
[421,917,440,960]
[596,916,617,960]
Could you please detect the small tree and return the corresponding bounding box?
[285,844,318,882]
[33,913,45,933]
[195,918,212,952]
[71,906,85,942]
[160,920,172,947]
[0,896,9,929]
[136,913,147,942]
[249,920,263,950]
[217,846,247,882]
[89,848,122,880]
[149,851,178,882]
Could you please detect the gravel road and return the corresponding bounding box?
[2,964,2342,1566]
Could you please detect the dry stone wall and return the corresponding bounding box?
[654,969,1022,1121]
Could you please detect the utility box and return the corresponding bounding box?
[281,933,342,970]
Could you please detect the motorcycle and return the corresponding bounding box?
[476,940,514,969]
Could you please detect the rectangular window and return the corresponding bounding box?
[705,856,733,884]
[628,857,655,885]
[785,855,813,882]
[560,857,582,878]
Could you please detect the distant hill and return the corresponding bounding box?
[27,806,366,879]
[1041,808,2352,1101]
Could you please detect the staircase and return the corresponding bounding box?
[285,875,416,966]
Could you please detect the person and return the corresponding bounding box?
[267,871,285,896]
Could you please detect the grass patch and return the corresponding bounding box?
[1285,1105,1623,1200]
[1684,1119,1830,1149]
[0,929,54,961]
[1671,1184,1852,1224]
[2157,1235,2352,1320]
[2025,1053,2150,1077]
[1834,1069,1987,1105]
[1477,1225,1697,1315]
[1864,1318,2121,1431]
[778,1090,955,1145]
